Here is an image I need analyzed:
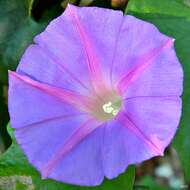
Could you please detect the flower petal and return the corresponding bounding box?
[34,5,126,91]
[102,96,181,179]
[65,4,108,92]
[41,118,102,179]
[117,38,175,94]
[34,5,110,94]
[8,71,90,128]
[110,15,182,91]
[119,39,183,98]
[65,5,125,89]
[47,125,105,186]
[15,116,105,186]
[17,44,89,95]
[123,96,182,151]
[102,117,155,179]
[9,71,105,186]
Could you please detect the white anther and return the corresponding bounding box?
[102,102,119,116]
[112,109,119,116]
[102,102,113,113]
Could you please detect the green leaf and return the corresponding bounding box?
[0,124,135,190]
[7,123,14,141]
[127,0,190,20]
[0,0,46,83]
[126,0,190,182]
[134,176,173,190]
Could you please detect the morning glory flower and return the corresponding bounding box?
[8,4,183,186]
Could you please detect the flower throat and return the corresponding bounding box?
[90,90,122,121]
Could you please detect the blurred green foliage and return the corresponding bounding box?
[134,176,173,190]
[0,0,64,83]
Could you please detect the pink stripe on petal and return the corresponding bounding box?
[116,111,163,155]
[41,118,102,178]
[117,38,174,94]
[67,4,107,93]
[9,71,92,112]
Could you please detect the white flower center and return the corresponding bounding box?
[102,101,119,116]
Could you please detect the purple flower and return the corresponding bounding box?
[8,4,183,186]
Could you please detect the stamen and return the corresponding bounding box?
[112,109,119,116]
[102,101,119,116]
